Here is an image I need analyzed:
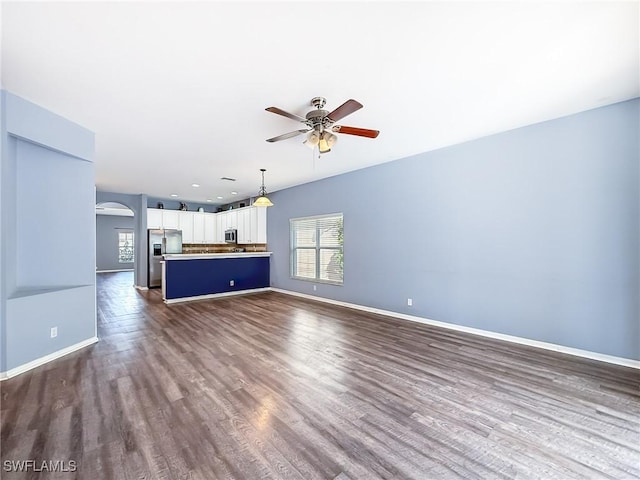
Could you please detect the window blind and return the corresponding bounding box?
[290,213,343,284]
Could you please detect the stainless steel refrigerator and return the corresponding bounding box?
[148,229,182,288]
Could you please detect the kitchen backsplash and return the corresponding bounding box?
[182,243,267,254]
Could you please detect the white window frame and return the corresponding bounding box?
[118,231,134,263]
[290,213,343,285]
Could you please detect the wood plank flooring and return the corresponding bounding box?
[1,271,639,479]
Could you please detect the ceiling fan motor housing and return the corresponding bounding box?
[305,109,331,130]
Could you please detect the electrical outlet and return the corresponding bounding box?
[313,285,317,291]
[407,298,413,306]
[229,280,234,287]
[50,327,58,338]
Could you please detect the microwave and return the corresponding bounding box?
[224,229,237,243]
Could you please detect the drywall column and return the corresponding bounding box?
[0,90,96,376]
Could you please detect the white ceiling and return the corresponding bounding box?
[2,1,638,205]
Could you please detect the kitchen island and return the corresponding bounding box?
[161,252,271,303]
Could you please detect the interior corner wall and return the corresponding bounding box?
[267,98,640,361]
[1,90,97,374]
[95,191,147,287]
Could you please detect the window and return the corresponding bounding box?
[290,213,343,284]
[118,231,134,263]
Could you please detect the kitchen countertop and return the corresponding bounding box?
[163,252,272,261]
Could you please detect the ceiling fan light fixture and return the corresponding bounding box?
[254,168,273,207]
[318,131,336,153]
[304,131,320,149]
[325,131,337,148]
[318,137,331,154]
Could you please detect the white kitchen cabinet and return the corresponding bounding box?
[192,212,206,243]
[149,206,265,245]
[179,211,194,243]
[226,210,238,230]
[163,210,180,230]
[214,210,238,242]
[215,214,226,244]
[237,206,268,244]
[254,206,267,244]
[147,208,163,229]
[204,214,216,243]
[236,208,251,244]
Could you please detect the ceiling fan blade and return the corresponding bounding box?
[327,99,363,122]
[332,125,380,138]
[265,107,306,122]
[266,129,309,143]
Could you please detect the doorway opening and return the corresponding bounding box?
[96,202,136,274]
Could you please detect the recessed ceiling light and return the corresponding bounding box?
[170,194,178,197]
[231,191,238,195]
[206,199,213,202]
[192,183,200,188]
[216,196,223,199]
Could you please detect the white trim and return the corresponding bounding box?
[164,287,271,304]
[96,269,134,273]
[0,336,99,381]
[134,285,149,291]
[271,288,640,370]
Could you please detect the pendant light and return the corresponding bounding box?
[253,168,273,207]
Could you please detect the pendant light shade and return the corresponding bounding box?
[254,168,273,207]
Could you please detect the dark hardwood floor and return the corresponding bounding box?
[1,271,639,479]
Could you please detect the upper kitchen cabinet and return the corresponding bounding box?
[179,211,195,243]
[192,212,205,243]
[237,206,267,244]
[226,210,238,230]
[163,210,180,230]
[254,206,267,244]
[204,213,216,244]
[215,213,226,244]
[147,208,163,229]
[214,210,239,244]
[147,206,265,245]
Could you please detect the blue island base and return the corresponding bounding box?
[163,255,270,304]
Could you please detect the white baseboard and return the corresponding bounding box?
[96,269,134,273]
[135,285,149,291]
[0,336,99,381]
[271,288,640,370]
[164,287,271,304]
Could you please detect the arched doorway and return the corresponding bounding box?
[95,201,136,276]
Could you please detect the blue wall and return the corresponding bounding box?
[96,214,135,271]
[267,99,640,361]
[1,90,97,373]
